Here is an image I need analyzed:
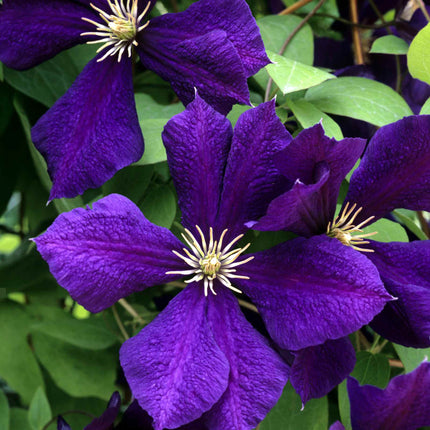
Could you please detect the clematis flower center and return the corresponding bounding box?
[166,226,254,296]
[326,202,377,253]
[81,0,151,62]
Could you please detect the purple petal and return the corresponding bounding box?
[203,288,289,430]
[162,94,232,234]
[32,54,143,200]
[57,417,71,430]
[142,0,269,77]
[217,101,292,237]
[138,28,250,115]
[120,284,230,430]
[290,337,356,405]
[0,0,95,69]
[34,194,185,313]
[252,124,365,235]
[250,167,331,236]
[236,235,392,350]
[115,400,154,430]
[329,422,345,430]
[85,392,120,430]
[346,115,430,224]
[366,240,430,348]
[348,362,430,430]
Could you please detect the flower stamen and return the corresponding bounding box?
[167,226,254,296]
[327,202,377,252]
[81,0,151,62]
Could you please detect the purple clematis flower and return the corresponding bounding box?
[250,116,430,348]
[0,0,269,200]
[331,361,430,430]
[34,96,390,429]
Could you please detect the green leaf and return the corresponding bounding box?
[352,351,390,388]
[9,409,31,430]
[260,383,328,430]
[32,332,116,400]
[392,209,428,241]
[266,52,335,94]
[0,302,44,404]
[135,94,184,165]
[13,95,84,214]
[226,105,252,127]
[139,184,176,228]
[420,97,430,114]
[286,98,343,139]
[362,218,408,243]
[255,15,313,90]
[370,35,409,55]
[305,77,413,126]
[31,319,117,350]
[4,45,96,107]
[28,387,51,430]
[394,344,430,373]
[0,389,9,430]
[407,23,430,85]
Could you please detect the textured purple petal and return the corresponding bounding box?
[290,337,355,405]
[203,288,289,430]
[138,28,250,114]
[34,194,185,313]
[346,115,430,224]
[252,125,365,235]
[236,235,392,350]
[85,391,120,430]
[217,101,292,238]
[120,284,230,430]
[142,0,269,77]
[366,240,430,348]
[0,0,95,69]
[250,166,331,236]
[348,362,430,430]
[32,54,143,200]
[162,94,232,235]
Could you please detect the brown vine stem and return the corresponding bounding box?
[118,298,146,325]
[415,0,430,21]
[264,0,326,102]
[417,211,430,238]
[113,304,129,340]
[389,359,404,368]
[278,0,314,16]
[350,0,364,64]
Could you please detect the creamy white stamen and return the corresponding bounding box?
[166,226,254,296]
[80,0,151,62]
[327,202,377,252]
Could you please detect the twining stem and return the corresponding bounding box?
[389,359,404,368]
[417,211,430,238]
[264,0,326,102]
[118,298,146,324]
[350,0,364,64]
[415,0,430,21]
[278,0,314,16]
[113,304,129,340]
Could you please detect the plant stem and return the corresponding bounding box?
[350,0,364,64]
[113,304,129,340]
[118,298,146,324]
[264,0,326,102]
[279,0,314,16]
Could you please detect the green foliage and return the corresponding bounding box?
[394,344,430,373]
[28,387,51,430]
[363,218,408,243]
[266,52,335,94]
[260,383,328,429]
[0,389,9,430]
[370,35,409,55]
[407,23,430,85]
[305,77,413,126]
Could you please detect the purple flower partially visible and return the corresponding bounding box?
[250,116,430,349]
[0,0,269,200]
[34,96,390,429]
[348,361,430,430]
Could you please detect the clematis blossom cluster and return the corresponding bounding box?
[34,96,392,429]
[0,0,269,200]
